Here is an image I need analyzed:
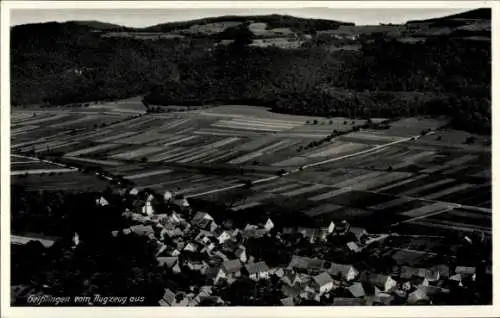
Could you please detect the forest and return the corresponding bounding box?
[11,13,491,134]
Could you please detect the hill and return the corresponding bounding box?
[407,8,491,24]
[143,14,353,33]
[72,20,129,30]
[10,9,491,134]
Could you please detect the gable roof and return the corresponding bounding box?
[222,259,242,274]
[328,263,355,277]
[157,256,178,268]
[129,224,155,237]
[367,273,392,289]
[245,261,270,275]
[455,266,476,275]
[159,288,176,306]
[313,272,333,287]
[332,297,364,306]
[288,255,325,271]
[280,296,294,306]
[348,282,366,298]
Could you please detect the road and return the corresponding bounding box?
[187,134,419,199]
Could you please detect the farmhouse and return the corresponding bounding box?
[312,272,335,294]
[245,261,271,281]
[328,263,358,281]
[214,259,242,284]
[366,273,397,292]
[158,288,176,306]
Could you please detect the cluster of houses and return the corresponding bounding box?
[91,187,485,306]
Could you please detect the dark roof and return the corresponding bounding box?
[222,259,242,274]
[367,273,391,289]
[288,255,325,270]
[348,282,366,298]
[157,256,178,268]
[159,288,176,306]
[313,272,333,287]
[332,297,364,306]
[129,224,155,237]
[245,261,270,275]
[328,263,354,277]
[280,296,294,306]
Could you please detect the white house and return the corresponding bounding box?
[312,272,335,294]
[72,232,80,248]
[129,188,139,196]
[163,190,173,202]
[96,196,109,207]
[216,230,232,244]
[325,221,335,234]
[368,274,398,292]
[183,243,198,252]
[328,263,358,281]
[142,201,154,216]
[264,218,274,231]
[245,262,271,281]
[347,241,362,253]
[234,247,247,263]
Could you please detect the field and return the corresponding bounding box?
[11,99,491,238]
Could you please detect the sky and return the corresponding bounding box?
[10,8,474,27]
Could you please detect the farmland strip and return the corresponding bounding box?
[424,184,474,200]
[309,187,353,202]
[64,143,121,157]
[125,169,173,180]
[399,178,456,196]
[281,184,328,197]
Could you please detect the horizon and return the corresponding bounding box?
[10,8,476,28]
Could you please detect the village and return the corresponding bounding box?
[69,185,488,307]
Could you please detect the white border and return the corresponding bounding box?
[1,1,498,318]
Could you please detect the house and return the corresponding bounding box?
[297,227,319,243]
[366,273,397,292]
[214,229,232,244]
[288,255,325,273]
[245,261,271,281]
[183,242,198,253]
[157,256,179,269]
[449,273,463,286]
[158,288,176,306]
[187,260,208,274]
[129,188,139,196]
[263,218,274,231]
[346,241,362,253]
[324,221,335,234]
[281,271,301,286]
[214,259,242,284]
[281,284,302,299]
[312,272,335,294]
[407,287,429,305]
[348,282,366,298]
[96,196,109,207]
[435,264,450,279]
[350,227,368,242]
[194,230,214,245]
[233,246,247,263]
[198,296,224,306]
[455,266,476,278]
[373,292,394,306]
[328,263,358,281]
[280,296,294,306]
[332,297,364,306]
[142,201,154,216]
[129,224,155,239]
[146,193,155,202]
[243,228,268,240]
